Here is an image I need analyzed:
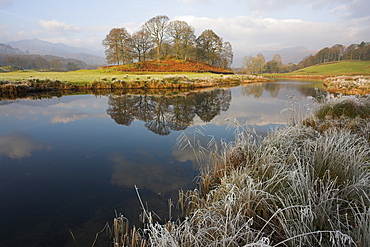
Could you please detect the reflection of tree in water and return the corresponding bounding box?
[145,97,171,136]
[241,83,265,98]
[241,83,282,98]
[167,96,196,131]
[106,89,231,135]
[134,95,156,122]
[107,95,135,125]
[296,86,327,99]
[264,83,281,98]
[195,89,231,122]
[241,81,328,100]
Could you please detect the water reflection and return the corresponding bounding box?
[0,80,327,247]
[107,89,231,135]
[0,132,51,159]
[241,80,323,99]
[109,152,194,193]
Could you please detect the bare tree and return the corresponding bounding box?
[168,20,196,59]
[130,30,154,62]
[143,15,170,60]
[196,29,223,65]
[220,41,233,69]
[243,53,265,74]
[102,28,132,65]
[272,54,283,64]
[330,44,345,61]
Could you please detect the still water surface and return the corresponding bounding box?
[0,80,325,246]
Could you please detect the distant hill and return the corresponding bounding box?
[5,39,106,65]
[101,58,233,74]
[0,43,28,55]
[0,53,91,71]
[234,46,315,67]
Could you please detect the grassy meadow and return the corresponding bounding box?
[286,60,370,76]
[1,60,370,85]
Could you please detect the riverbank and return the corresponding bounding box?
[265,60,370,95]
[110,95,370,246]
[323,75,370,95]
[264,74,370,95]
[0,73,271,99]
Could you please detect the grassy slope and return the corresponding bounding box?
[288,60,370,76]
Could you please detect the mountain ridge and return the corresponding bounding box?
[0,43,28,55]
[5,39,106,65]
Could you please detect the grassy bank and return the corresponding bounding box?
[109,95,370,246]
[323,76,370,95]
[0,70,271,99]
[285,60,370,77]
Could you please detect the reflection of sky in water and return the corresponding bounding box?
[0,132,51,159]
[0,80,326,246]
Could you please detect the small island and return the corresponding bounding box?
[0,58,272,99]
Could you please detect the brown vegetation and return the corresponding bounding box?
[100,58,233,74]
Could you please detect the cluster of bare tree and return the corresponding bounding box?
[242,53,298,74]
[102,15,233,69]
[298,41,370,68]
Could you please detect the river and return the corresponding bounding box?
[0,79,326,246]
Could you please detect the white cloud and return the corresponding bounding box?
[50,112,88,124]
[2,0,369,58]
[176,15,370,51]
[330,0,370,19]
[243,0,370,20]
[38,19,81,34]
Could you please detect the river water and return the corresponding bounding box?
[0,79,326,246]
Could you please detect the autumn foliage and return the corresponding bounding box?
[100,58,233,74]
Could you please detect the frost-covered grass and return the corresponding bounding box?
[110,95,370,247]
[304,95,370,142]
[323,76,370,95]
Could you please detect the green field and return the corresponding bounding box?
[287,60,370,76]
[0,69,226,85]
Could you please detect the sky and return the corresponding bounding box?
[1,0,370,56]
